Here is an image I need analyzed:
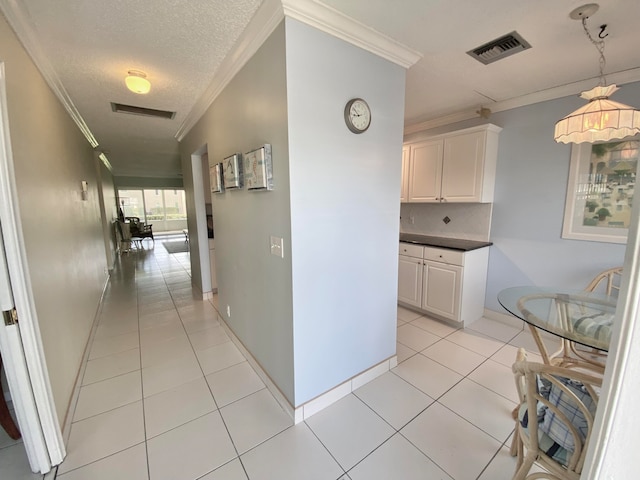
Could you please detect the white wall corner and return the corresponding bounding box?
[281,0,422,69]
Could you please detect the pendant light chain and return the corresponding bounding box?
[582,17,607,87]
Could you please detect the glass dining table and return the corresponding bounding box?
[498,286,617,370]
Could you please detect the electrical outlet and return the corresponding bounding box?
[270,236,284,258]
[226,305,231,317]
[409,214,415,225]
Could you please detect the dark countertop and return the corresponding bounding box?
[400,233,492,252]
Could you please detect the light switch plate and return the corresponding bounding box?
[270,236,284,258]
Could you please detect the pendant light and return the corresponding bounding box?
[125,70,151,95]
[554,4,640,144]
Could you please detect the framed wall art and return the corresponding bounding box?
[244,144,273,191]
[210,163,224,194]
[223,153,243,189]
[562,138,639,244]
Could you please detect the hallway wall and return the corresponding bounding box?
[0,13,108,423]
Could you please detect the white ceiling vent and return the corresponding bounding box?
[467,31,531,65]
[111,103,176,119]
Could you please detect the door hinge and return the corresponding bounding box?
[3,308,18,326]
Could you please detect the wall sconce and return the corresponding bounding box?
[81,181,88,201]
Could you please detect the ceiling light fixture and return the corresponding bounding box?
[554,4,640,144]
[125,70,151,94]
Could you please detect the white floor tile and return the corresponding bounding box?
[59,402,145,474]
[189,325,229,351]
[397,306,423,322]
[138,299,176,316]
[73,371,142,421]
[141,352,203,397]
[468,358,520,403]
[139,308,181,330]
[446,329,505,357]
[94,319,139,340]
[439,378,516,443]
[82,348,140,385]
[354,372,433,429]
[467,317,523,343]
[195,341,245,375]
[396,342,417,363]
[241,423,343,480]
[401,403,502,480]
[421,339,486,376]
[348,433,453,480]
[139,322,186,347]
[410,315,460,338]
[508,329,560,356]
[144,377,217,439]
[199,459,248,480]
[56,443,148,480]
[0,409,22,449]
[476,445,518,480]
[397,324,440,351]
[220,389,292,454]
[140,335,194,368]
[147,411,236,480]
[305,394,395,470]
[392,353,462,399]
[0,443,42,480]
[89,331,139,360]
[205,361,264,407]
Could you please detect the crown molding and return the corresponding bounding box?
[281,0,422,69]
[0,0,99,148]
[177,0,422,141]
[404,67,640,135]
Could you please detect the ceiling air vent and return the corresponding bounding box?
[111,102,175,119]
[467,31,531,65]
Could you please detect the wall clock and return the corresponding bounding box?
[344,98,371,134]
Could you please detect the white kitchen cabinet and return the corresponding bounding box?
[397,242,489,325]
[398,242,424,307]
[403,124,501,203]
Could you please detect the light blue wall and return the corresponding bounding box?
[485,85,636,311]
[285,19,405,404]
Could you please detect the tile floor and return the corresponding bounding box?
[1,239,554,480]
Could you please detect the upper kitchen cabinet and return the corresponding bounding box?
[403,124,502,203]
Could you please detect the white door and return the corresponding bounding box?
[0,63,64,473]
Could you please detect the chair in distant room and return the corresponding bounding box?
[115,220,132,254]
[125,217,154,248]
[511,348,601,480]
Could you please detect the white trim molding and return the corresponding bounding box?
[0,0,99,149]
[176,0,422,141]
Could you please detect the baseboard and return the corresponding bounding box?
[218,317,395,423]
[483,308,525,329]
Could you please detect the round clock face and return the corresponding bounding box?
[344,98,371,134]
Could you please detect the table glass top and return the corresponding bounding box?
[498,286,617,352]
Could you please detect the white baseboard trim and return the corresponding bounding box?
[218,316,395,423]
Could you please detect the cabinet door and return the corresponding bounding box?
[441,131,485,202]
[400,146,410,202]
[422,261,462,321]
[408,140,443,202]
[398,255,423,307]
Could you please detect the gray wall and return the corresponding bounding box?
[1,13,108,422]
[285,19,405,404]
[181,22,295,401]
[181,18,406,407]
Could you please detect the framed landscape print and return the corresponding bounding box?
[562,138,639,244]
[210,163,224,194]
[223,153,243,189]
[244,144,273,191]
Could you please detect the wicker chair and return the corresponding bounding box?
[126,217,154,247]
[511,348,601,480]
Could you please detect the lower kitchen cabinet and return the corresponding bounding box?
[398,242,489,325]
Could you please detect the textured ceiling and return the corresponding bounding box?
[4,0,640,178]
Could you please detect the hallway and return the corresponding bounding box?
[8,242,545,479]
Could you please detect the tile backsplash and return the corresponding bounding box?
[400,203,492,241]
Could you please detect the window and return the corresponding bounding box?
[118,188,187,225]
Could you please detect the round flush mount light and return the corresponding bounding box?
[125,70,151,94]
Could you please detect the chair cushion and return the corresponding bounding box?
[518,403,569,467]
[540,377,596,452]
[572,311,614,344]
